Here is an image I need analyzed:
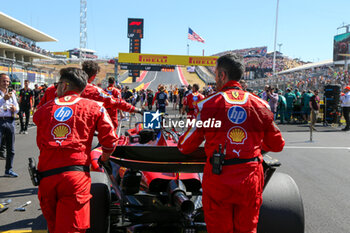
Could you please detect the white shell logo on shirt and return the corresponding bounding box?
[227,106,247,124]
[54,107,73,122]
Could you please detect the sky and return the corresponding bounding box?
[1,0,350,62]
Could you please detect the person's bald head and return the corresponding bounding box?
[0,73,8,79]
[0,73,10,90]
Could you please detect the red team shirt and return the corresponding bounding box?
[178,80,284,233]
[38,83,135,128]
[105,84,122,128]
[183,91,205,118]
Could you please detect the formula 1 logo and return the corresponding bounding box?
[54,107,73,122]
[129,21,142,26]
[143,110,161,129]
[227,106,247,124]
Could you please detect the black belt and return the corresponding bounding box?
[39,165,89,178]
[0,116,14,121]
[210,157,260,166]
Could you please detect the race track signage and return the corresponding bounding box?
[128,18,143,39]
[118,53,218,67]
[127,18,144,81]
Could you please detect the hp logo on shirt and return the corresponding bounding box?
[54,107,73,122]
[227,106,247,124]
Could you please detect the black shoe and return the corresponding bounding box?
[341,127,350,131]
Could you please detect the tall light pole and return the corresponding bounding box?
[272,0,280,76]
[80,0,87,63]
[278,43,283,53]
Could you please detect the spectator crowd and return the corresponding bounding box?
[247,66,350,91]
[0,33,53,57]
[208,47,306,79]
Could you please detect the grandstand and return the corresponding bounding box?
[0,11,57,89]
[201,47,349,91]
[246,59,350,91]
[195,46,306,84]
[213,47,350,92]
[214,47,306,78]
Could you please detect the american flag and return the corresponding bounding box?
[188,28,205,43]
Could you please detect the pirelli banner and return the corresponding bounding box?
[118,53,218,66]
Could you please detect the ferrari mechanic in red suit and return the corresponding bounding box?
[34,67,117,233]
[182,83,204,119]
[37,83,58,108]
[178,54,285,233]
[38,61,141,116]
[105,77,122,99]
[104,76,122,128]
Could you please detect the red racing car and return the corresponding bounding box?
[88,123,304,233]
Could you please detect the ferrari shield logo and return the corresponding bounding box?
[232,91,239,99]
[64,96,72,101]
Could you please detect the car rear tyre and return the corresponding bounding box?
[258,172,305,233]
[87,171,111,233]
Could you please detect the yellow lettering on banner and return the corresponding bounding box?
[119,53,218,67]
[188,56,217,65]
[139,54,168,63]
